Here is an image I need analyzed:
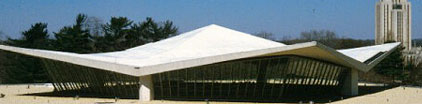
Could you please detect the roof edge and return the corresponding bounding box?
[136,42,317,76]
[313,42,369,71]
[314,42,401,72]
[365,42,401,71]
[0,45,141,76]
[0,41,399,76]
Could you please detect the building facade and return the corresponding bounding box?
[0,24,401,102]
[404,47,422,66]
[41,55,350,101]
[375,0,412,50]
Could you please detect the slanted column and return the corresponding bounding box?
[139,75,154,101]
[341,69,358,96]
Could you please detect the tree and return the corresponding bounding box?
[0,31,4,41]
[337,38,373,49]
[374,45,406,81]
[54,14,94,53]
[0,14,180,83]
[254,31,275,40]
[6,23,52,49]
[299,30,340,48]
[0,31,4,83]
[279,29,374,49]
[131,17,178,43]
[95,17,133,52]
[2,23,51,83]
[405,62,422,85]
[92,17,178,52]
[83,16,104,37]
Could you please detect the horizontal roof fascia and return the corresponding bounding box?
[0,41,399,76]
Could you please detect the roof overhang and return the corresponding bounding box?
[235,42,399,72]
[0,41,400,76]
[0,45,140,76]
[260,42,400,72]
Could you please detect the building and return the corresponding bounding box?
[404,46,422,66]
[375,0,412,50]
[0,24,400,102]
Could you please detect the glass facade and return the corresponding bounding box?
[42,59,140,98]
[42,55,349,101]
[152,55,349,101]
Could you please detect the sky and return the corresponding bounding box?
[0,0,421,40]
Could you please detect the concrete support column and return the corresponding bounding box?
[139,75,154,102]
[341,69,359,96]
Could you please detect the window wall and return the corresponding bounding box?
[42,59,140,98]
[153,55,349,101]
[42,55,349,101]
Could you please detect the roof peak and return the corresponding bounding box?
[198,24,229,31]
[123,23,284,55]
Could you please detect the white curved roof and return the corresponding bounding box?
[0,24,400,76]
[338,42,400,63]
[88,24,285,67]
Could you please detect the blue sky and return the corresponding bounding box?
[0,0,421,39]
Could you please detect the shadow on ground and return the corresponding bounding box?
[20,90,136,100]
[19,85,397,103]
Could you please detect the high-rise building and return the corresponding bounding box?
[375,0,412,50]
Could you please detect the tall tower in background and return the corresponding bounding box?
[375,0,412,50]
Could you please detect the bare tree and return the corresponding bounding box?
[254,31,275,40]
[83,16,104,37]
[0,31,4,41]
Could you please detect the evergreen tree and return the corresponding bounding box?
[136,17,177,42]
[0,32,4,83]
[6,23,52,49]
[95,17,133,52]
[125,17,178,48]
[95,17,178,52]
[374,45,406,81]
[0,15,179,83]
[54,14,94,53]
[2,23,51,83]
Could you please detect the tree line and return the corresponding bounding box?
[0,14,178,83]
[254,30,374,49]
[255,30,421,85]
[0,15,419,85]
